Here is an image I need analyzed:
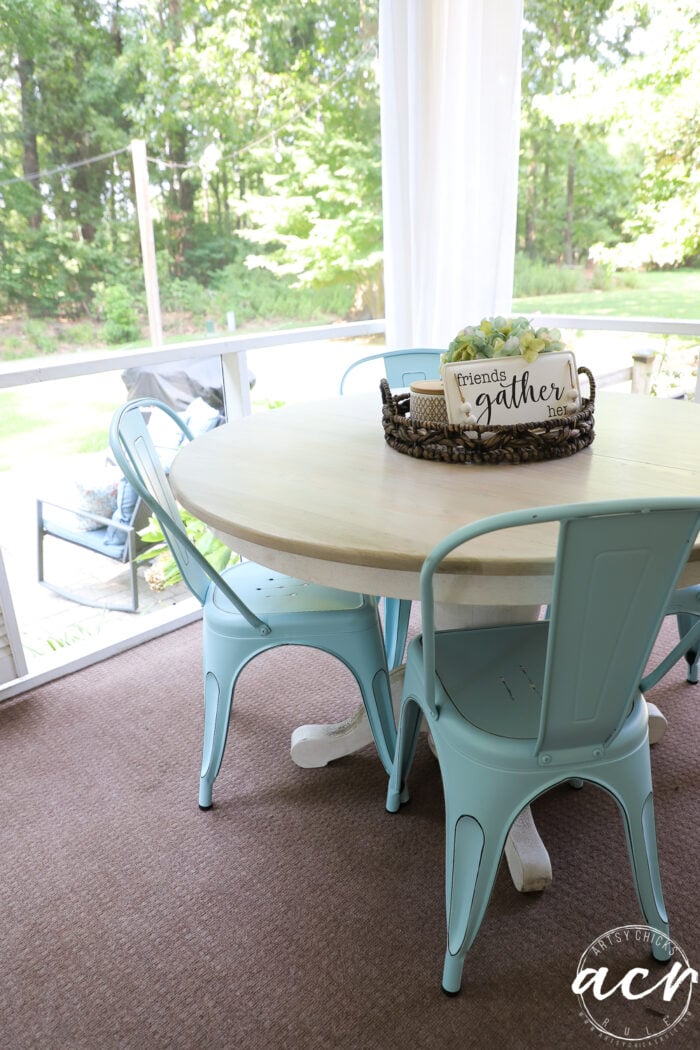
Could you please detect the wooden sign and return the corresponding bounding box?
[442,351,581,427]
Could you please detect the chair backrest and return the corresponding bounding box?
[109,398,270,634]
[339,349,443,394]
[419,498,700,756]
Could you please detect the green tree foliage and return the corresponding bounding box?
[94,281,142,344]
[0,0,381,320]
[0,0,698,330]
[0,0,132,314]
[520,0,700,270]
[117,0,380,302]
[235,0,383,316]
[519,0,650,265]
[590,3,700,268]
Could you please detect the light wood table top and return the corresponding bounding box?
[170,391,700,604]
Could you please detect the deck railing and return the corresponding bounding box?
[1,311,698,701]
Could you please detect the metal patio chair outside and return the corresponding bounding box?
[37,483,149,613]
[385,497,700,994]
[340,348,444,670]
[110,398,396,810]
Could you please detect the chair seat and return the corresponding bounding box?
[211,561,365,618]
[416,622,646,773]
[434,622,548,739]
[42,521,129,562]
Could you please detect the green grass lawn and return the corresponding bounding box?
[513,269,700,319]
[0,372,125,471]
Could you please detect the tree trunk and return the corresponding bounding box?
[564,152,575,267]
[525,158,537,258]
[17,56,42,229]
[72,166,97,242]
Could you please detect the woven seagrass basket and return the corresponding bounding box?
[380,366,596,465]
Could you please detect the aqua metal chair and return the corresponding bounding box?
[110,398,396,810]
[642,385,700,691]
[339,348,443,395]
[340,349,444,669]
[386,497,700,995]
[641,586,700,691]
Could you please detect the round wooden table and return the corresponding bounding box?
[170,390,700,891]
[171,391,700,602]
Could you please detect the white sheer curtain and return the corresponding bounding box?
[379,0,524,349]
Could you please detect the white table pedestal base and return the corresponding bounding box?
[290,702,378,769]
[504,809,553,892]
[646,702,667,744]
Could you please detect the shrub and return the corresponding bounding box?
[513,256,587,297]
[159,277,213,317]
[94,283,142,344]
[615,270,642,289]
[24,319,58,354]
[591,263,614,291]
[211,262,355,326]
[0,335,32,360]
[60,321,100,347]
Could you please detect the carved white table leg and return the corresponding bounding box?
[647,701,668,745]
[290,703,379,768]
[290,668,404,768]
[505,809,553,892]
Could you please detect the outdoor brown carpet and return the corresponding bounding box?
[0,616,698,1050]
